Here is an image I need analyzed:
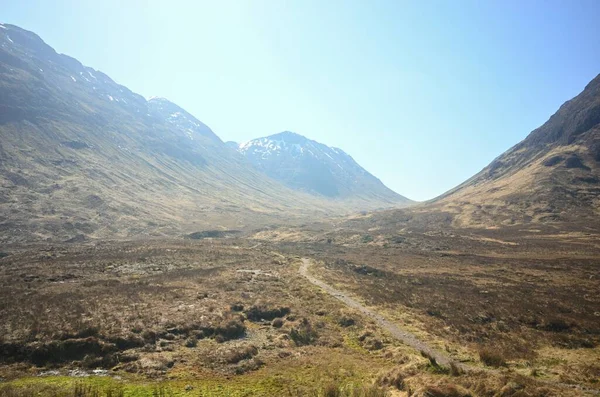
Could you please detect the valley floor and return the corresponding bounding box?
[0,224,598,396]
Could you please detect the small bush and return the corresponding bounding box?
[108,334,145,350]
[233,356,264,374]
[246,303,290,321]
[272,318,284,328]
[289,318,317,346]
[478,347,506,367]
[215,318,246,342]
[141,330,157,344]
[378,368,405,390]
[338,315,355,327]
[363,338,383,351]
[223,345,258,364]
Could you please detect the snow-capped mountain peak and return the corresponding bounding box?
[236,131,410,204]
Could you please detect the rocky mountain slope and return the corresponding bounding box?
[236,131,410,204]
[0,24,385,243]
[430,73,600,227]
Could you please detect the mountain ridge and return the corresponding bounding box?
[236,131,411,204]
[428,73,600,227]
[0,23,409,243]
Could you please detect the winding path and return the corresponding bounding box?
[299,258,459,368]
[299,258,600,395]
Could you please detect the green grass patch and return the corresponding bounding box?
[1,348,389,396]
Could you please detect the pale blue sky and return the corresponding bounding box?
[3,0,600,200]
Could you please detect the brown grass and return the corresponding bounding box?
[1,231,598,395]
[269,221,600,392]
[478,347,506,368]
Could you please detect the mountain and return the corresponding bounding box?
[431,74,600,227]
[0,23,368,243]
[236,131,411,205]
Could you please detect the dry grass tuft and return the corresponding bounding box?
[478,347,506,368]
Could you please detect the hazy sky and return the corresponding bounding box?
[3,0,600,200]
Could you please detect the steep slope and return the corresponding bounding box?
[237,131,411,205]
[432,74,600,227]
[0,23,352,243]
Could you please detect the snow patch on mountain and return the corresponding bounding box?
[147,97,219,142]
[239,132,341,164]
[236,131,409,203]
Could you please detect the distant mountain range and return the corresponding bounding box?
[0,23,409,242]
[232,131,410,203]
[2,22,596,242]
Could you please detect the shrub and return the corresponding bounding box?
[246,303,290,321]
[214,317,246,342]
[223,345,258,364]
[478,347,506,367]
[272,318,284,328]
[338,315,355,327]
[289,318,317,346]
[107,334,145,350]
[364,338,383,351]
[233,357,264,374]
[378,368,405,390]
[141,330,157,344]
